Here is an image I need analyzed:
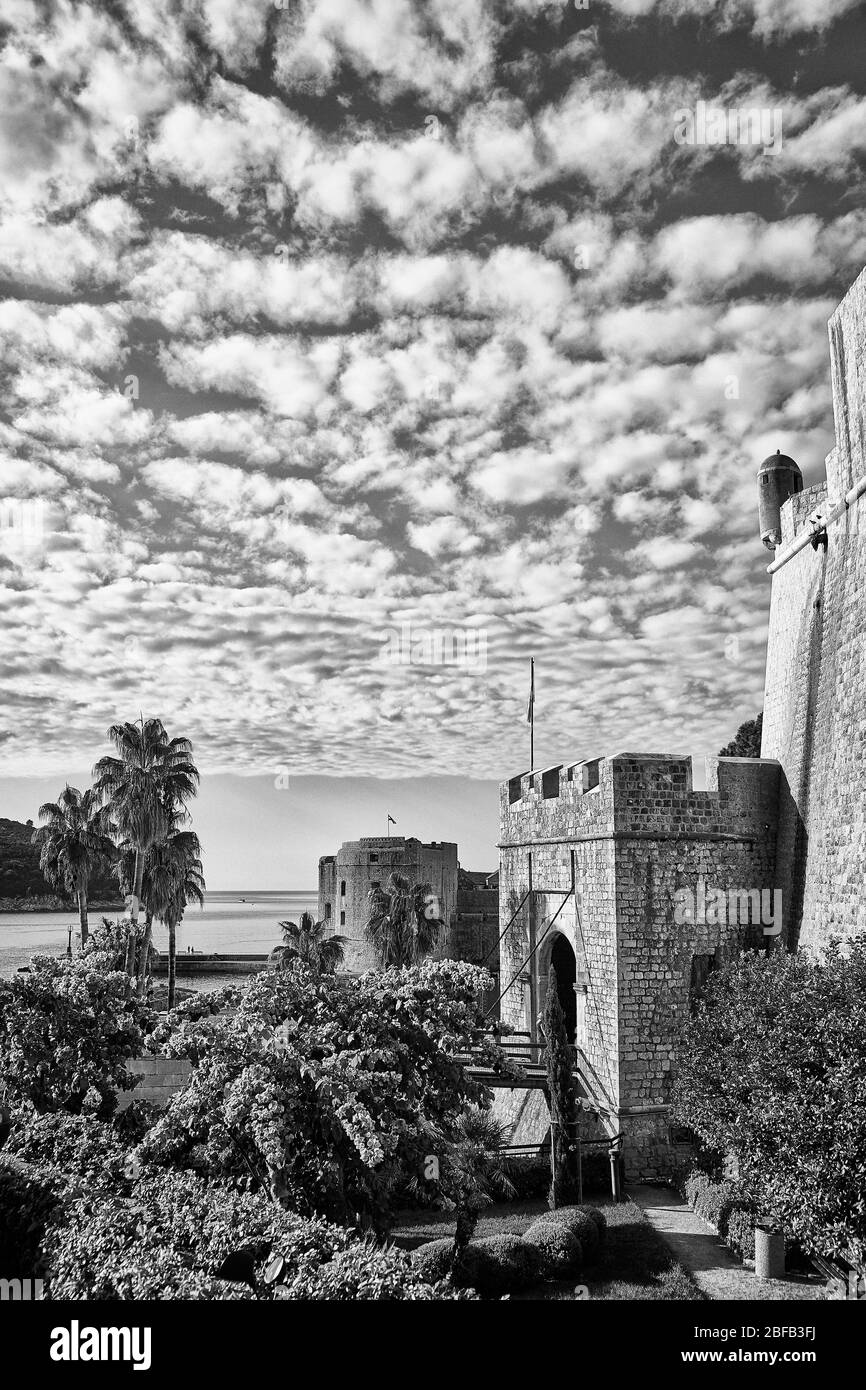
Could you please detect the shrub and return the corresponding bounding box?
[585,1205,607,1242]
[280,1239,470,1301]
[727,1207,756,1263]
[506,1156,550,1199]
[672,939,866,1266]
[523,1219,583,1277]
[470,1234,542,1294]
[410,1237,454,1285]
[0,1156,62,1278]
[138,959,502,1231]
[697,1182,735,1233]
[534,1206,600,1258]
[0,953,153,1116]
[684,1170,711,1210]
[4,1109,131,1196]
[41,1162,461,1301]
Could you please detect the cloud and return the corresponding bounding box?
[0,0,860,784]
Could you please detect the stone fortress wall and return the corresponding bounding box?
[761,264,866,951]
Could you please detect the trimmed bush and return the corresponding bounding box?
[726,1207,757,1263]
[585,1205,607,1242]
[523,1219,583,1277]
[470,1234,542,1294]
[410,1237,453,1285]
[411,1235,542,1296]
[280,1240,469,1301]
[534,1206,600,1259]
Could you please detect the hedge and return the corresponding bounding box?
[523,1219,583,1277]
[533,1205,601,1258]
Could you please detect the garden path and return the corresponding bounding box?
[630,1186,828,1301]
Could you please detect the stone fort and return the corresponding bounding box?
[496,263,866,1180]
[318,837,498,976]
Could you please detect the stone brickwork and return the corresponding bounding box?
[762,264,866,950]
[117,1057,193,1110]
[498,754,779,1180]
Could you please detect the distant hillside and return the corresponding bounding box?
[0,817,122,906]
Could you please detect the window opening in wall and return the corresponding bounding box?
[340,911,346,926]
[369,853,379,863]
[340,880,346,895]
[324,902,332,920]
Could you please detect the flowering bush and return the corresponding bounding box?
[139,959,501,1230]
[0,1156,61,1278]
[0,952,153,1115]
[671,939,866,1265]
[148,985,244,1061]
[41,1161,465,1301]
[4,1108,131,1194]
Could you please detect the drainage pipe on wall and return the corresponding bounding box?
[767,471,866,575]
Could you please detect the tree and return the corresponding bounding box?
[671,940,866,1267]
[544,966,582,1208]
[440,1107,515,1277]
[145,829,205,1010]
[364,872,442,968]
[271,912,346,975]
[92,718,199,929]
[32,787,115,946]
[719,711,763,758]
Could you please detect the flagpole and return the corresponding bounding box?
[530,657,535,770]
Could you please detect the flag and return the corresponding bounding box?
[387,814,396,825]
[526,659,534,724]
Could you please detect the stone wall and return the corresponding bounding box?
[498,753,780,1180]
[762,263,866,950]
[117,1057,193,1110]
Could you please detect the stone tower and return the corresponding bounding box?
[760,264,866,951]
[318,836,458,973]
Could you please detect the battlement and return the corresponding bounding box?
[500,752,780,845]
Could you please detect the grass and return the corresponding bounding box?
[391,1195,705,1301]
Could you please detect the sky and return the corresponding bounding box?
[1,0,865,887]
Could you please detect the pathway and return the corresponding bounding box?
[631,1185,828,1301]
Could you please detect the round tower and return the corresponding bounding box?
[757,450,803,551]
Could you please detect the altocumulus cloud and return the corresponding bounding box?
[0,0,864,779]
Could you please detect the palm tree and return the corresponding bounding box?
[364,872,443,968]
[271,911,347,975]
[92,717,199,928]
[117,820,201,995]
[444,1109,515,1277]
[146,829,205,1009]
[32,786,115,947]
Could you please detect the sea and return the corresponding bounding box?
[0,890,319,992]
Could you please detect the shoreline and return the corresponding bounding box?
[0,901,125,914]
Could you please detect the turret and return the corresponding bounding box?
[757,450,803,550]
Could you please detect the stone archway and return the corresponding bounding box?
[548,932,577,1043]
